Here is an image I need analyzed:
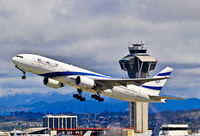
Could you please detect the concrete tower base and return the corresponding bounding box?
[129,102,148,133]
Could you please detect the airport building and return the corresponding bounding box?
[159,124,188,136]
[42,115,135,136]
[43,115,77,129]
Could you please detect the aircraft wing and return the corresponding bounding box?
[149,95,185,100]
[95,77,169,89]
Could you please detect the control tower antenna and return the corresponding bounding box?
[119,43,157,133]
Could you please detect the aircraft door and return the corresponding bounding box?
[32,56,37,66]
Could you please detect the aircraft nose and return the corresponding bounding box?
[11,56,17,64]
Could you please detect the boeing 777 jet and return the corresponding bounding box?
[11,54,183,102]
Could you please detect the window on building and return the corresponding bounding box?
[59,118,62,129]
[54,118,58,129]
[67,118,71,129]
[162,127,188,131]
[43,118,48,127]
[72,117,76,128]
[63,118,66,129]
[49,118,53,129]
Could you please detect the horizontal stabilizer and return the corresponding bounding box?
[149,95,185,100]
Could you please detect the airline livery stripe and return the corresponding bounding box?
[39,71,110,78]
[142,85,162,90]
[157,72,171,76]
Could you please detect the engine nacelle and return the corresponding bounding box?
[43,78,63,89]
[75,76,95,89]
[104,89,113,94]
[160,99,167,103]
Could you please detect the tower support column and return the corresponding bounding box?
[130,102,148,133]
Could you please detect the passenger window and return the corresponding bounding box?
[38,58,42,63]
[46,61,50,65]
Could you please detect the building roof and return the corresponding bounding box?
[10,130,24,134]
[24,127,48,134]
[137,55,157,62]
[43,115,77,118]
[162,124,188,128]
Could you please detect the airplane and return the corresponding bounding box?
[66,130,92,136]
[83,131,92,136]
[11,54,184,103]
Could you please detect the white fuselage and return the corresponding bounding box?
[12,54,157,102]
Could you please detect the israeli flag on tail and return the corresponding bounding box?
[141,67,173,95]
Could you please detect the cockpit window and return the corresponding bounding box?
[16,55,23,58]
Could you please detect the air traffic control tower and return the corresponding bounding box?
[119,44,157,133]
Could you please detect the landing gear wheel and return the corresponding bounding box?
[98,98,104,102]
[94,95,100,100]
[73,89,86,101]
[73,94,79,98]
[91,94,104,102]
[22,75,26,79]
[80,97,86,101]
[77,95,82,100]
[91,94,96,98]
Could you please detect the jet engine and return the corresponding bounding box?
[75,76,95,89]
[43,78,63,89]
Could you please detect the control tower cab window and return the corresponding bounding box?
[130,50,146,54]
[16,55,23,58]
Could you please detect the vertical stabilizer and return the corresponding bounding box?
[142,67,173,95]
[83,131,92,136]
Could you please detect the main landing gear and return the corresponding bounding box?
[91,94,104,102]
[15,65,26,79]
[73,89,86,102]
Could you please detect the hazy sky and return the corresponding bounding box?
[0,0,200,100]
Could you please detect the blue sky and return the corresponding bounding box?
[0,0,200,105]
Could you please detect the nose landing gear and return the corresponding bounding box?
[22,71,26,79]
[15,65,26,80]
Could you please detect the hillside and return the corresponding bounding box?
[149,109,200,131]
[0,98,199,114]
[0,109,199,132]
